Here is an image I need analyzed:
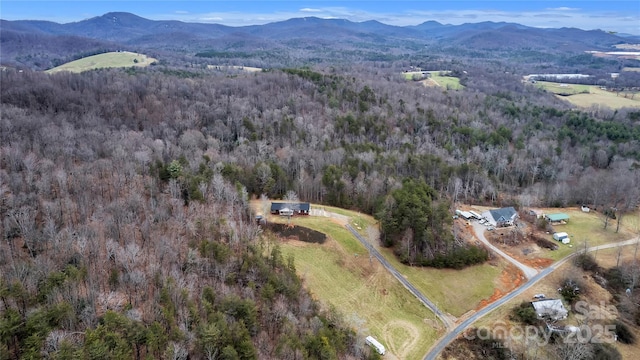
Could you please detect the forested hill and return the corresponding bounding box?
[2,12,639,70]
[1,59,640,357]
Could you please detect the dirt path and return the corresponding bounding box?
[382,320,420,360]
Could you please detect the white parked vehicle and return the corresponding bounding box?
[365,336,386,355]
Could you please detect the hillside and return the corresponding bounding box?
[2,11,640,360]
[2,12,639,71]
[45,51,157,73]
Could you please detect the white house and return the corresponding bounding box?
[531,299,568,320]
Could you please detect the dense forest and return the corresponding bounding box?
[1,55,640,358]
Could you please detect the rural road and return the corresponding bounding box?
[471,222,539,279]
[424,236,640,360]
[345,224,454,329]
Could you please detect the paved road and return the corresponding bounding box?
[345,224,454,329]
[471,222,538,279]
[424,237,640,360]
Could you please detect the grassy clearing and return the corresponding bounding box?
[535,208,635,261]
[534,81,640,109]
[535,81,591,95]
[378,246,503,317]
[429,73,464,90]
[276,216,440,359]
[281,209,503,318]
[46,51,157,74]
[403,70,464,90]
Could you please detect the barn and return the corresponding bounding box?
[545,213,570,224]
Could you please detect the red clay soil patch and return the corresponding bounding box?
[475,264,525,310]
[520,257,554,269]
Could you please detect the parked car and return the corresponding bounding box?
[487,226,495,231]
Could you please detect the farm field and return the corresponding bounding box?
[310,205,506,317]
[45,51,157,73]
[536,207,636,261]
[207,65,263,72]
[403,70,464,90]
[272,215,441,359]
[533,81,640,109]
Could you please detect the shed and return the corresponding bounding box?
[546,213,570,224]
[552,232,570,243]
[456,210,474,220]
[469,211,482,219]
[531,299,568,320]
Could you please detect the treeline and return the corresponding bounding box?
[377,179,488,267]
[2,64,639,262]
[1,67,379,358]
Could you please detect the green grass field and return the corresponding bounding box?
[403,70,464,90]
[46,51,157,74]
[535,208,636,261]
[275,215,440,359]
[346,211,503,317]
[534,81,640,109]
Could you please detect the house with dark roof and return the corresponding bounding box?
[482,207,519,227]
[270,202,310,216]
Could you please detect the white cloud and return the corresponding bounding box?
[546,7,580,11]
[149,6,639,35]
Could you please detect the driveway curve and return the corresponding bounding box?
[471,222,538,279]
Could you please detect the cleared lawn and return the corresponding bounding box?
[535,81,591,95]
[534,81,640,109]
[403,70,464,90]
[46,51,157,74]
[429,73,464,90]
[278,209,504,318]
[379,246,504,317]
[277,216,440,359]
[539,208,636,261]
[564,88,640,109]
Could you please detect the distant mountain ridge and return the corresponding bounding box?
[1,12,637,69]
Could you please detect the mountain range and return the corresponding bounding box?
[1,12,638,69]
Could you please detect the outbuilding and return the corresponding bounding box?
[552,232,570,244]
[545,213,570,224]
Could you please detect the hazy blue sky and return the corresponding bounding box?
[2,1,639,34]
